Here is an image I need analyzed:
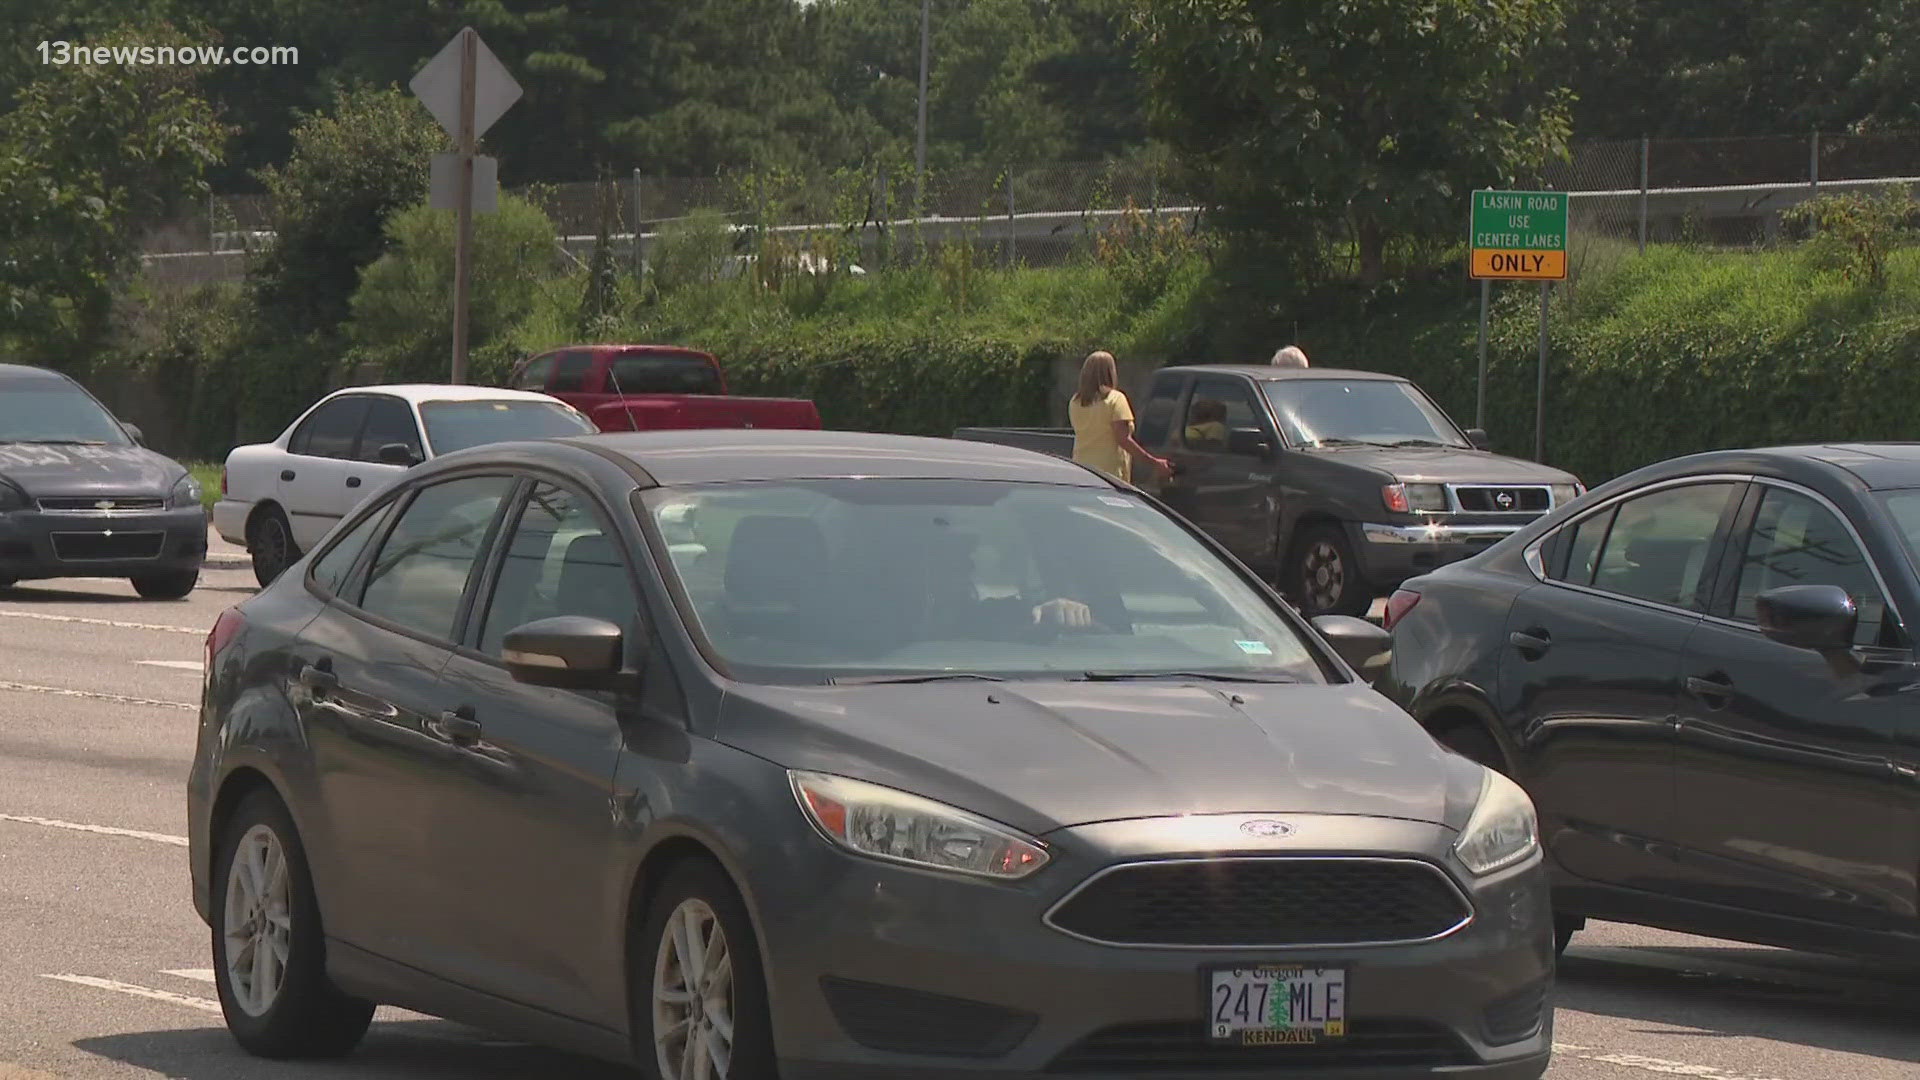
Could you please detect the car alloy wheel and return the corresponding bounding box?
[1303,538,1346,612]
[654,898,735,1080]
[223,823,293,1017]
[250,510,296,587]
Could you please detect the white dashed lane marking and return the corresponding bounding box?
[135,660,204,672]
[0,814,189,846]
[0,680,194,710]
[40,974,221,1014]
[0,607,204,635]
[162,969,216,984]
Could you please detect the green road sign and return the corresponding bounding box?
[1470,190,1567,279]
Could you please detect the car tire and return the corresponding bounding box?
[211,790,373,1059]
[131,569,198,600]
[249,507,298,587]
[635,859,776,1080]
[1287,524,1370,617]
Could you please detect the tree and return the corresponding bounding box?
[1133,0,1572,284]
[0,22,224,356]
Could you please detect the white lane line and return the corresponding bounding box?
[136,660,204,672]
[1553,1043,1788,1080]
[41,974,221,1014]
[162,969,216,984]
[0,608,204,635]
[0,814,189,846]
[0,679,194,710]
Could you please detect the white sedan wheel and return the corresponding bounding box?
[653,898,736,1080]
[222,823,293,1017]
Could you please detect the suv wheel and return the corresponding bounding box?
[1288,524,1369,616]
[211,791,373,1058]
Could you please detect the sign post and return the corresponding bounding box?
[1469,189,1567,462]
[411,28,522,384]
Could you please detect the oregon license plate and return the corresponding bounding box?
[1206,966,1347,1045]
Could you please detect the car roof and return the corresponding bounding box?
[1155,364,1410,383]
[323,384,563,406]
[559,429,1115,487]
[1604,443,1920,495]
[0,363,73,386]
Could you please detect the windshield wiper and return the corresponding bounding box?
[827,672,1007,685]
[1386,438,1451,448]
[1078,670,1300,683]
[1312,437,1390,448]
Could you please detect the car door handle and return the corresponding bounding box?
[1686,674,1734,708]
[280,469,296,482]
[430,708,481,745]
[297,661,337,694]
[345,476,362,488]
[1509,630,1552,655]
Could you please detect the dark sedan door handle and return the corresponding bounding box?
[345,476,362,488]
[431,708,482,745]
[280,469,296,482]
[1686,674,1735,708]
[1509,629,1552,656]
[297,661,337,694]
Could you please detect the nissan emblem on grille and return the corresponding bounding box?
[1240,819,1295,838]
[1495,491,1515,509]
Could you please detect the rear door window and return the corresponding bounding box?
[359,476,516,641]
[310,501,394,600]
[549,351,596,393]
[289,397,369,459]
[609,352,722,395]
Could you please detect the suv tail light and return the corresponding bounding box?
[1383,589,1421,630]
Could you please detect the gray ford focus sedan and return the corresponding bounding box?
[186,430,1553,1079]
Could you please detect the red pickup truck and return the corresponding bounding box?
[508,345,821,432]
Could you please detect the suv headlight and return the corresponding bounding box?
[790,770,1049,880]
[170,474,203,509]
[1381,483,1448,513]
[1453,768,1538,875]
[0,479,26,512]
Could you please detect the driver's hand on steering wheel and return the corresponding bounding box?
[1031,598,1094,627]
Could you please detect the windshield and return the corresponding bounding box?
[419,400,596,454]
[1261,379,1466,448]
[0,384,132,446]
[1878,491,1920,569]
[640,479,1328,685]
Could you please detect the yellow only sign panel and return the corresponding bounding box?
[1470,249,1566,280]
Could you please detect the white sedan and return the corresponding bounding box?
[213,385,595,584]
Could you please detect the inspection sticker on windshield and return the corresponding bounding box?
[1235,640,1273,656]
[1098,495,1136,507]
[1207,966,1346,1045]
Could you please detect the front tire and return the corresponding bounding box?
[211,791,373,1059]
[249,507,298,587]
[1288,524,1370,617]
[636,860,776,1080]
[131,569,198,599]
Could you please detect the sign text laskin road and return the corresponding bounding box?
[1470,190,1567,280]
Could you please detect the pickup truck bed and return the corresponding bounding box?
[511,345,821,433]
[952,426,1074,458]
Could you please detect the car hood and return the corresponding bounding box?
[716,680,1481,837]
[1303,445,1578,485]
[0,443,184,496]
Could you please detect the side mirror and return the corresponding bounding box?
[1464,428,1491,451]
[1226,427,1273,458]
[502,615,625,690]
[1311,614,1391,675]
[1755,584,1856,652]
[122,422,145,446]
[377,442,422,467]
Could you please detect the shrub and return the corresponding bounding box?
[1783,187,1917,286]
[648,209,737,297]
[1095,199,1202,307]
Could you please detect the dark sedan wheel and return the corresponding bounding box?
[249,507,298,587]
[638,861,775,1080]
[211,791,373,1058]
[131,569,198,599]
[1289,524,1369,617]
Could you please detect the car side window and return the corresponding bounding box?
[289,397,368,459]
[1588,482,1738,610]
[1733,486,1890,647]
[516,354,557,391]
[478,482,639,656]
[549,351,595,393]
[356,396,422,463]
[309,501,393,599]
[1556,506,1617,586]
[1183,376,1267,453]
[1135,378,1181,447]
[360,476,516,640]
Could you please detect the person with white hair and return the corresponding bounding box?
[1270,345,1310,368]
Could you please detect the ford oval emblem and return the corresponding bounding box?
[1240,819,1296,838]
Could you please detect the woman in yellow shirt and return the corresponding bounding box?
[1067,350,1172,484]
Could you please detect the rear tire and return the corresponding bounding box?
[249,507,298,587]
[211,791,373,1059]
[131,569,198,599]
[1287,524,1370,617]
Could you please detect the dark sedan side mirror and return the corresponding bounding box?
[503,616,624,690]
[1311,614,1391,675]
[1755,585,1856,652]
[121,422,145,446]
[377,442,422,467]
[1463,428,1491,451]
[1226,427,1273,458]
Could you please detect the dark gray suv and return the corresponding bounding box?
[187,430,1553,1079]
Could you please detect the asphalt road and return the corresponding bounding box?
[1,555,1915,1080]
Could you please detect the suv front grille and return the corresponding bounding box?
[1046,858,1472,948]
[1046,1019,1475,1073]
[1451,485,1551,513]
[38,496,166,513]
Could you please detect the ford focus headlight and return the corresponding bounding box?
[790,770,1049,880]
[1453,768,1538,875]
[170,474,203,509]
